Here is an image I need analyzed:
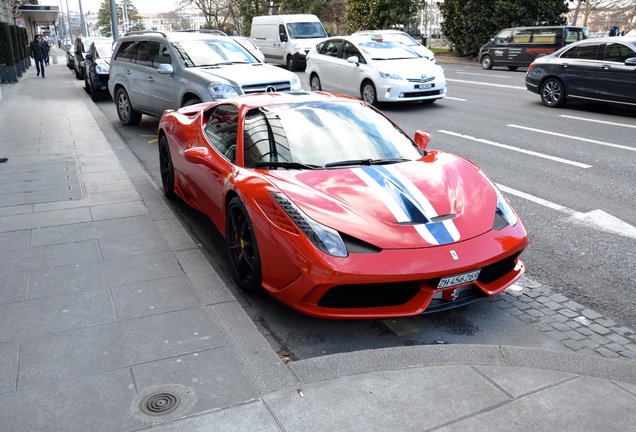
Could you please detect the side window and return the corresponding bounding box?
[204,104,239,162]
[134,41,157,67]
[243,109,291,168]
[512,29,532,43]
[342,41,363,63]
[114,40,135,61]
[602,43,636,63]
[322,39,342,57]
[532,29,557,44]
[564,28,584,43]
[493,30,512,44]
[153,43,172,68]
[560,43,600,60]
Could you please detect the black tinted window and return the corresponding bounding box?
[205,104,239,162]
[134,41,157,66]
[602,43,636,63]
[560,43,600,60]
[114,40,135,61]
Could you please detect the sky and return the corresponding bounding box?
[41,0,179,15]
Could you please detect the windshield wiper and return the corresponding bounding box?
[324,158,410,168]
[254,161,322,170]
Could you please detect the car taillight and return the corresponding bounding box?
[528,62,536,72]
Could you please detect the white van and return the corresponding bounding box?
[250,14,328,71]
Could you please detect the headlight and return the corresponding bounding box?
[95,63,109,74]
[379,71,403,80]
[479,171,518,229]
[207,81,239,99]
[271,192,348,257]
[290,74,302,91]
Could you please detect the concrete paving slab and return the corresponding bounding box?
[34,187,141,212]
[264,365,510,431]
[145,401,280,432]
[0,239,101,272]
[18,307,225,389]
[111,275,203,320]
[473,365,577,398]
[131,346,259,426]
[0,340,19,395]
[0,270,26,304]
[90,200,149,221]
[0,161,73,183]
[174,249,235,305]
[29,215,156,247]
[0,230,29,251]
[434,376,636,431]
[0,288,115,340]
[84,177,135,193]
[0,367,144,432]
[27,251,184,299]
[154,218,198,251]
[99,230,169,259]
[0,207,92,232]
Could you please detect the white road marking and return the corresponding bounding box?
[559,115,636,129]
[508,124,636,152]
[445,78,526,90]
[457,72,511,79]
[443,96,467,101]
[438,130,592,168]
[497,184,636,240]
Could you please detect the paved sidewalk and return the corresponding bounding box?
[1,50,635,431]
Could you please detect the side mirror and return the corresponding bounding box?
[184,147,211,165]
[158,63,174,74]
[346,55,359,65]
[413,130,432,150]
[625,57,636,66]
[279,33,288,43]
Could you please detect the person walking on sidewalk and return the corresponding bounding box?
[29,34,46,78]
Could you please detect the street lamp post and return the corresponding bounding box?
[78,0,87,37]
[110,0,120,40]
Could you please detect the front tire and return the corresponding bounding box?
[481,55,493,70]
[159,135,177,199]
[361,80,378,106]
[183,97,202,107]
[310,74,321,91]
[508,66,518,71]
[286,55,296,72]
[226,197,262,294]
[540,78,566,108]
[115,87,142,125]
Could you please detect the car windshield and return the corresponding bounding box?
[174,38,257,67]
[381,33,419,47]
[243,101,422,168]
[286,22,327,39]
[357,41,420,60]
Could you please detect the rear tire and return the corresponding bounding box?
[115,87,142,125]
[481,55,493,70]
[310,74,321,91]
[540,78,566,108]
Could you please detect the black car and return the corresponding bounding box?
[73,36,112,80]
[526,36,636,108]
[84,39,114,101]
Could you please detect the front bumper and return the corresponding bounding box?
[377,79,447,102]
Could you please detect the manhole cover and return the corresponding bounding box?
[140,392,181,416]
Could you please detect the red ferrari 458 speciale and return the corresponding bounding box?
[158,91,529,319]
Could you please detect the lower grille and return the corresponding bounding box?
[402,89,444,98]
[318,282,420,308]
[478,252,520,284]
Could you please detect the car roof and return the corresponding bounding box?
[567,36,636,46]
[119,30,229,42]
[353,29,408,35]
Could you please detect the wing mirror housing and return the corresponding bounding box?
[184,147,211,165]
[414,130,432,150]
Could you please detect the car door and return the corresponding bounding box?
[596,42,636,105]
[316,39,344,92]
[128,40,157,112]
[147,42,178,112]
[338,41,366,95]
[557,41,602,99]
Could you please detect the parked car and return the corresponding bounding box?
[157,92,528,319]
[232,36,265,63]
[479,26,588,71]
[306,34,446,105]
[65,46,74,70]
[108,30,302,125]
[84,39,114,101]
[352,29,436,62]
[526,36,636,108]
[74,36,113,80]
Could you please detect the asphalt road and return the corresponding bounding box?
[73,62,635,360]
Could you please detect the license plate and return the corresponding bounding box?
[437,270,480,289]
[415,83,432,89]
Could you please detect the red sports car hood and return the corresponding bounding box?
[263,152,499,249]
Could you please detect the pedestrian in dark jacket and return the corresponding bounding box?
[29,34,46,78]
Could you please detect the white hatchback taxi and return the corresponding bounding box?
[306,34,446,105]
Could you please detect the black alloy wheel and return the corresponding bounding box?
[159,135,177,199]
[226,197,263,294]
[115,87,142,125]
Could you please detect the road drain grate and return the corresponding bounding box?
[140,392,181,416]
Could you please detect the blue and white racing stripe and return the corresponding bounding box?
[352,165,460,245]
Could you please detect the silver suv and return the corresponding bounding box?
[108,30,302,125]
